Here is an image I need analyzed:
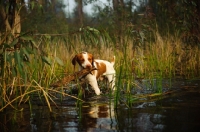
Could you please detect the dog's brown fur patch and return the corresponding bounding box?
[95,62,106,79]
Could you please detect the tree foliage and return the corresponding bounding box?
[0,0,200,110]
[0,0,68,86]
[21,0,68,33]
[148,0,200,44]
[1,0,199,83]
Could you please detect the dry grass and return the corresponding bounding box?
[0,30,199,110]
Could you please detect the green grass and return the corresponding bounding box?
[0,28,200,110]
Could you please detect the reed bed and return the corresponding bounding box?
[0,29,199,110]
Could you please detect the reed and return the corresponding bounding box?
[0,28,199,110]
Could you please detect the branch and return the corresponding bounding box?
[50,68,97,88]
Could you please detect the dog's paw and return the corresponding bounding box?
[94,88,101,95]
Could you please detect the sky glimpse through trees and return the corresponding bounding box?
[0,0,200,44]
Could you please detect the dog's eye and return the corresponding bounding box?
[88,58,92,61]
[80,59,84,62]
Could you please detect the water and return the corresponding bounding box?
[0,79,200,132]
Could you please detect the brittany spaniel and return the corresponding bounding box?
[72,52,115,95]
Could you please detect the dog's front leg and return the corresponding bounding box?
[85,74,101,95]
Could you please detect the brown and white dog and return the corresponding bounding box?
[72,52,115,95]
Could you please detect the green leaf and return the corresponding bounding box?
[12,67,17,77]
[142,24,149,28]
[5,5,9,13]
[41,56,51,65]
[14,51,24,77]
[191,1,197,6]
[20,36,33,41]
[22,48,29,56]
[30,40,38,49]
[10,39,18,47]
[55,57,64,66]
[22,48,30,62]
[87,26,99,33]
[184,0,187,3]
[44,35,51,39]
[5,53,12,65]
[30,1,35,10]
[3,43,12,49]
[25,47,34,54]
[14,51,21,65]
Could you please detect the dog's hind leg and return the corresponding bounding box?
[106,74,115,90]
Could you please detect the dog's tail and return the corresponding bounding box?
[111,56,115,66]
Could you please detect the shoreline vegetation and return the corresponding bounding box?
[0,28,200,111]
[1,1,200,131]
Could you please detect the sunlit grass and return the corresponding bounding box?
[0,29,200,110]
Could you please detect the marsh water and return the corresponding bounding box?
[1,79,200,132]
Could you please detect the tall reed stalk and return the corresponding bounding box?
[0,28,199,111]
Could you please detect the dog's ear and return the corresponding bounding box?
[88,53,95,67]
[72,55,77,69]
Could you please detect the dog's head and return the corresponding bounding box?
[72,52,94,69]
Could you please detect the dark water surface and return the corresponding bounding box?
[0,79,200,132]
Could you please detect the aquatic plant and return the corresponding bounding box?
[0,27,199,110]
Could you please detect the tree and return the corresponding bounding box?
[0,0,69,87]
[73,0,84,27]
[148,0,200,44]
[22,0,68,33]
[77,0,83,26]
[0,0,23,42]
[112,0,125,45]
